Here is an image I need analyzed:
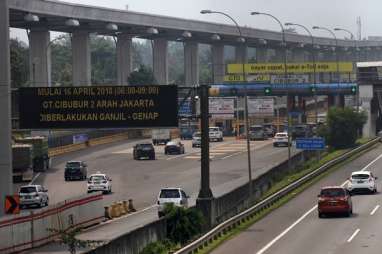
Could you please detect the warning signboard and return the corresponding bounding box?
[19,86,178,129]
[5,195,20,214]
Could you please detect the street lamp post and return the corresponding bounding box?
[334,27,359,111]
[285,23,318,124]
[201,10,253,198]
[251,12,291,170]
[313,26,340,88]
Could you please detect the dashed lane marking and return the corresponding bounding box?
[370,205,380,215]
[347,229,360,243]
[256,152,382,254]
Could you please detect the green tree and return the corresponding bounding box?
[319,107,367,149]
[164,204,204,245]
[128,65,156,85]
[10,39,29,88]
[51,35,72,86]
[91,36,116,85]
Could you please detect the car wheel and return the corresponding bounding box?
[318,212,323,218]
[39,199,44,208]
[158,212,164,218]
[45,198,49,207]
[109,187,112,194]
[65,177,68,181]
[345,210,351,217]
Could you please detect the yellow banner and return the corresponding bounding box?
[224,74,270,82]
[227,62,354,74]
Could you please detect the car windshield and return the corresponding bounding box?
[320,188,345,197]
[250,126,263,132]
[138,144,153,149]
[160,189,180,198]
[20,186,37,193]
[66,162,81,167]
[352,174,370,179]
[89,175,105,181]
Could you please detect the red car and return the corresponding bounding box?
[317,186,353,218]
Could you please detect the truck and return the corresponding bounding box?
[12,144,34,182]
[152,129,171,145]
[13,136,51,182]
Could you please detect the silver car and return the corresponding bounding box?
[19,185,49,208]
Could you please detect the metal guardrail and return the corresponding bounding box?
[174,137,380,254]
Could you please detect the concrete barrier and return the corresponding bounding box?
[84,218,167,254]
[48,132,129,157]
[0,193,104,254]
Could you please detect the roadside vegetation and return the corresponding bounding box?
[140,204,205,254]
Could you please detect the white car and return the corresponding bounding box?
[157,187,189,217]
[192,132,201,147]
[273,132,290,147]
[19,185,49,208]
[347,171,377,194]
[209,127,223,142]
[87,173,112,194]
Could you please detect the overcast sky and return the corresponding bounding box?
[10,0,382,41]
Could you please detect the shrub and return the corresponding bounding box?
[320,107,366,149]
[164,204,205,245]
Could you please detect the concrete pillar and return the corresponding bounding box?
[184,41,199,87]
[153,38,168,85]
[292,49,306,62]
[360,85,376,138]
[235,45,248,64]
[327,95,335,108]
[116,33,133,85]
[212,44,225,83]
[72,31,91,86]
[29,30,51,86]
[334,95,345,107]
[274,48,284,62]
[0,0,12,216]
[256,47,268,62]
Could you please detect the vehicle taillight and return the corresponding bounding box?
[318,197,325,202]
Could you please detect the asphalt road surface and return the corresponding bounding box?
[15,137,298,212]
[212,143,382,254]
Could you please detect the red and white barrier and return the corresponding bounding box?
[0,192,103,254]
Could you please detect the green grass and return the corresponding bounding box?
[195,140,377,254]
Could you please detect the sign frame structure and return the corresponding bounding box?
[5,195,20,214]
[296,137,325,150]
[19,86,178,129]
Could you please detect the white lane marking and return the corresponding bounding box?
[222,152,244,160]
[256,206,318,254]
[29,172,41,185]
[112,148,133,154]
[255,152,382,254]
[347,229,360,243]
[166,154,187,160]
[370,205,380,215]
